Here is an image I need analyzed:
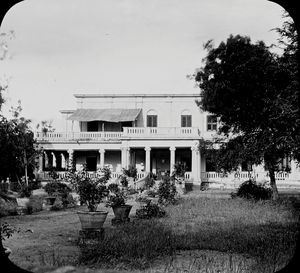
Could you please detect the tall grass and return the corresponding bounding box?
[79,197,299,271]
[79,220,175,269]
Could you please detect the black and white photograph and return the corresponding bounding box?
[0,0,299,272]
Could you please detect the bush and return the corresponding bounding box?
[119,175,128,187]
[78,220,174,269]
[122,165,137,179]
[157,175,177,205]
[0,222,19,241]
[25,195,44,214]
[233,180,272,200]
[19,185,32,198]
[44,181,71,196]
[136,202,166,219]
[0,199,18,217]
[143,174,155,190]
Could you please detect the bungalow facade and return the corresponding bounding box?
[35,93,300,189]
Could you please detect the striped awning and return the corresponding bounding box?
[67,108,141,122]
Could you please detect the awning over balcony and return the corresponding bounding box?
[67,108,141,122]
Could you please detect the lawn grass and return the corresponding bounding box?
[78,196,299,271]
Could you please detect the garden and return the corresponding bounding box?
[1,166,299,273]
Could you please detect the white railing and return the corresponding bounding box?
[35,131,123,142]
[123,127,200,138]
[137,172,147,180]
[184,172,192,180]
[201,171,291,182]
[37,171,147,182]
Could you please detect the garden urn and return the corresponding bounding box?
[112,204,132,220]
[77,211,108,230]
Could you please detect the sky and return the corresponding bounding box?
[0,0,286,130]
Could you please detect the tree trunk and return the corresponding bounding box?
[24,150,28,187]
[269,168,279,200]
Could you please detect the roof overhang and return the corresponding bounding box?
[67,108,141,122]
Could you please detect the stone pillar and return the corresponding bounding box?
[38,153,43,172]
[169,146,176,174]
[99,149,105,168]
[126,148,131,168]
[191,144,201,183]
[44,151,49,169]
[68,149,74,170]
[61,153,66,169]
[121,147,127,169]
[290,159,300,180]
[254,161,265,182]
[51,152,57,168]
[145,147,151,173]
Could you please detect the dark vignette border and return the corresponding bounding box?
[0,0,299,272]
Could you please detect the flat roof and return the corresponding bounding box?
[59,110,75,114]
[74,93,201,98]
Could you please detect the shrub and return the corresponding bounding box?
[172,162,187,178]
[119,175,128,187]
[122,165,137,179]
[25,195,44,214]
[0,199,18,217]
[48,167,59,180]
[157,175,177,205]
[44,181,71,196]
[143,174,155,190]
[233,180,272,200]
[18,185,32,198]
[136,202,166,219]
[0,222,19,241]
[50,198,64,211]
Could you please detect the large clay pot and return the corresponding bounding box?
[77,211,108,230]
[112,204,132,220]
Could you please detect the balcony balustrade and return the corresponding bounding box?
[122,127,200,138]
[35,127,201,142]
[35,131,123,142]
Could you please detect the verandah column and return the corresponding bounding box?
[145,147,151,173]
[169,146,176,174]
[99,149,105,168]
[191,143,201,183]
[121,147,130,169]
[38,153,43,172]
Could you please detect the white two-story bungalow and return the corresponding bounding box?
[35,93,300,189]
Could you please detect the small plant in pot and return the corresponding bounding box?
[122,165,137,187]
[44,181,72,207]
[68,165,110,230]
[106,183,132,225]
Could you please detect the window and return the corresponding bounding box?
[147,115,157,127]
[181,115,192,127]
[147,110,158,127]
[207,115,217,131]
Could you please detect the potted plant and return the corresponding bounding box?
[106,183,132,224]
[68,165,110,230]
[122,165,137,187]
[44,181,71,206]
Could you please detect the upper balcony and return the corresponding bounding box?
[35,127,201,143]
[122,127,200,139]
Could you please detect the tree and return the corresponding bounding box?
[0,101,40,186]
[194,34,299,200]
[36,119,55,133]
